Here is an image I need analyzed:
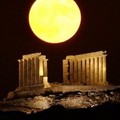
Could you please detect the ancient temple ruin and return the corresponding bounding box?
[18,53,48,88]
[63,51,108,85]
[7,53,50,99]
[7,51,109,99]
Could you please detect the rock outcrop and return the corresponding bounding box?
[0,85,120,114]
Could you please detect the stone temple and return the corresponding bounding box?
[7,53,50,98]
[7,51,108,99]
[18,53,48,89]
[3,51,120,115]
[63,51,108,85]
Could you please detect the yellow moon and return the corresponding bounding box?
[29,0,81,43]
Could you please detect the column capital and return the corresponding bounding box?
[18,59,22,62]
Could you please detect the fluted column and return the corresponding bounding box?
[18,60,23,87]
[27,58,31,86]
[90,58,94,85]
[31,58,35,85]
[63,60,69,84]
[69,60,74,84]
[35,57,39,84]
[102,55,107,84]
[98,56,102,84]
[81,59,86,84]
[86,58,90,85]
[78,60,82,84]
[73,60,78,84]
[43,59,48,77]
[94,57,98,84]
[23,59,27,86]
[39,58,43,84]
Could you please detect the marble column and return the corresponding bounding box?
[94,57,98,84]
[69,60,74,84]
[98,56,102,85]
[73,60,78,84]
[63,60,69,84]
[31,58,35,85]
[81,59,86,84]
[43,59,48,77]
[39,58,44,84]
[102,55,107,84]
[35,57,39,84]
[27,58,31,86]
[90,58,94,85]
[18,60,23,87]
[98,56,102,84]
[86,58,90,85]
[23,59,27,86]
[78,60,82,84]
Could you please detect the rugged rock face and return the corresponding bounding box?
[0,86,120,114]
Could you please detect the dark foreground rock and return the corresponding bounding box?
[0,85,120,114]
[0,102,120,120]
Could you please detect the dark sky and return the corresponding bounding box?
[0,0,120,98]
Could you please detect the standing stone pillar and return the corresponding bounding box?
[43,59,48,77]
[98,56,102,85]
[39,58,44,84]
[90,58,94,85]
[23,59,27,86]
[31,58,35,85]
[43,59,48,86]
[98,56,102,84]
[27,59,31,86]
[18,60,23,87]
[78,60,82,84]
[86,58,90,85]
[81,59,86,84]
[94,57,98,84]
[93,58,95,84]
[35,57,39,84]
[73,60,78,84]
[63,60,69,84]
[102,55,107,84]
[69,60,74,84]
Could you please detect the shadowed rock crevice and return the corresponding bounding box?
[0,102,120,120]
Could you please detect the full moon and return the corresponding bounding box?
[29,0,81,43]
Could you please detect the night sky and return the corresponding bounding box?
[0,0,120,98]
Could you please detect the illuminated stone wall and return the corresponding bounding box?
[63,51,108,85]
[18,53,48,88]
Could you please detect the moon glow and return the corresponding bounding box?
[29,0,81,43]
